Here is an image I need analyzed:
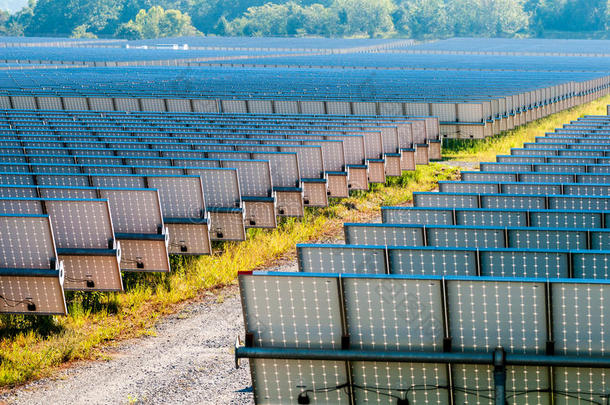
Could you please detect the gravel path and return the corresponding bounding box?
[1,284,255,405]
[441,160,479,172]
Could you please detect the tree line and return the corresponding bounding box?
[1,0,609,40]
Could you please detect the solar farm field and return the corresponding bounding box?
[1,36,610,404]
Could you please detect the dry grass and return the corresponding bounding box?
[0,163,459,388]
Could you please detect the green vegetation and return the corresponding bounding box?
[115,6,199,40]
[1,0,610,39]
[443,94,610,164]
[0,163,459,388]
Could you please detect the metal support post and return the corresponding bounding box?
[493,346,506,405]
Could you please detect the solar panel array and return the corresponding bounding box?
[0,66,607,140]
[0,107,436,315]
[238,110,610,403]
[399,38,610,56]
[3,36,610,401]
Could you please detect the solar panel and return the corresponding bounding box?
[482,194,546,210]
[550,195,610,211]
[351,362,449,404]
[530,210,603,229]
[508,228,588,250]
[452,365,550,405]
[455,209,527,227]
[250,359,349,404]
[0,214,67,315]
[207,210,246,241]
[240,270,610,403]
[240,273,343,349]
[388,247,477,276]
[446,279,547,353]
[552,281,610,356]
[479,250,569,278]
[42,198,120,290]
[297,244,387,274]
[553,367,610,405]
[3,185,174,268]
[342,277,444,351]
[413,192,479,209]
[381,207,454,226]
[439,181,499,194]
[344,224,425,247]
[427,226,506,249]
[461,171,517,182]
[573,252,610,279]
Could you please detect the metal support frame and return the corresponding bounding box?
[235,343,610,404]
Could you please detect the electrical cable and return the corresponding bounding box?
[297,381,607,404]
[0,294,34,308]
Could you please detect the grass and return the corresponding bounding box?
[0,163,459,389]
[442,95,610,163]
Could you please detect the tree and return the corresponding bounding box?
[331,0,396,37]
[396,0,448,38]
[227,3,291,36]
[115,5,199,39]
[115,20,141,39]
[445,0,529,37]
[71,23,97,38]
[25,0,121,36]
[225,2,339,37]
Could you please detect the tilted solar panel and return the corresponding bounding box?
[0,197,122,291]
[0,214,67,315]
[0,185,172,268]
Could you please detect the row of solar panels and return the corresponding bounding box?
[0,89,592,140]
[400,38,610,56]
[0,110,440,157]
[201,53,610,72]
[0,67,608,138]
[238,271,610,404]
[0,112,442,316]
[0,36,411,52]
[237,112,610,404]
